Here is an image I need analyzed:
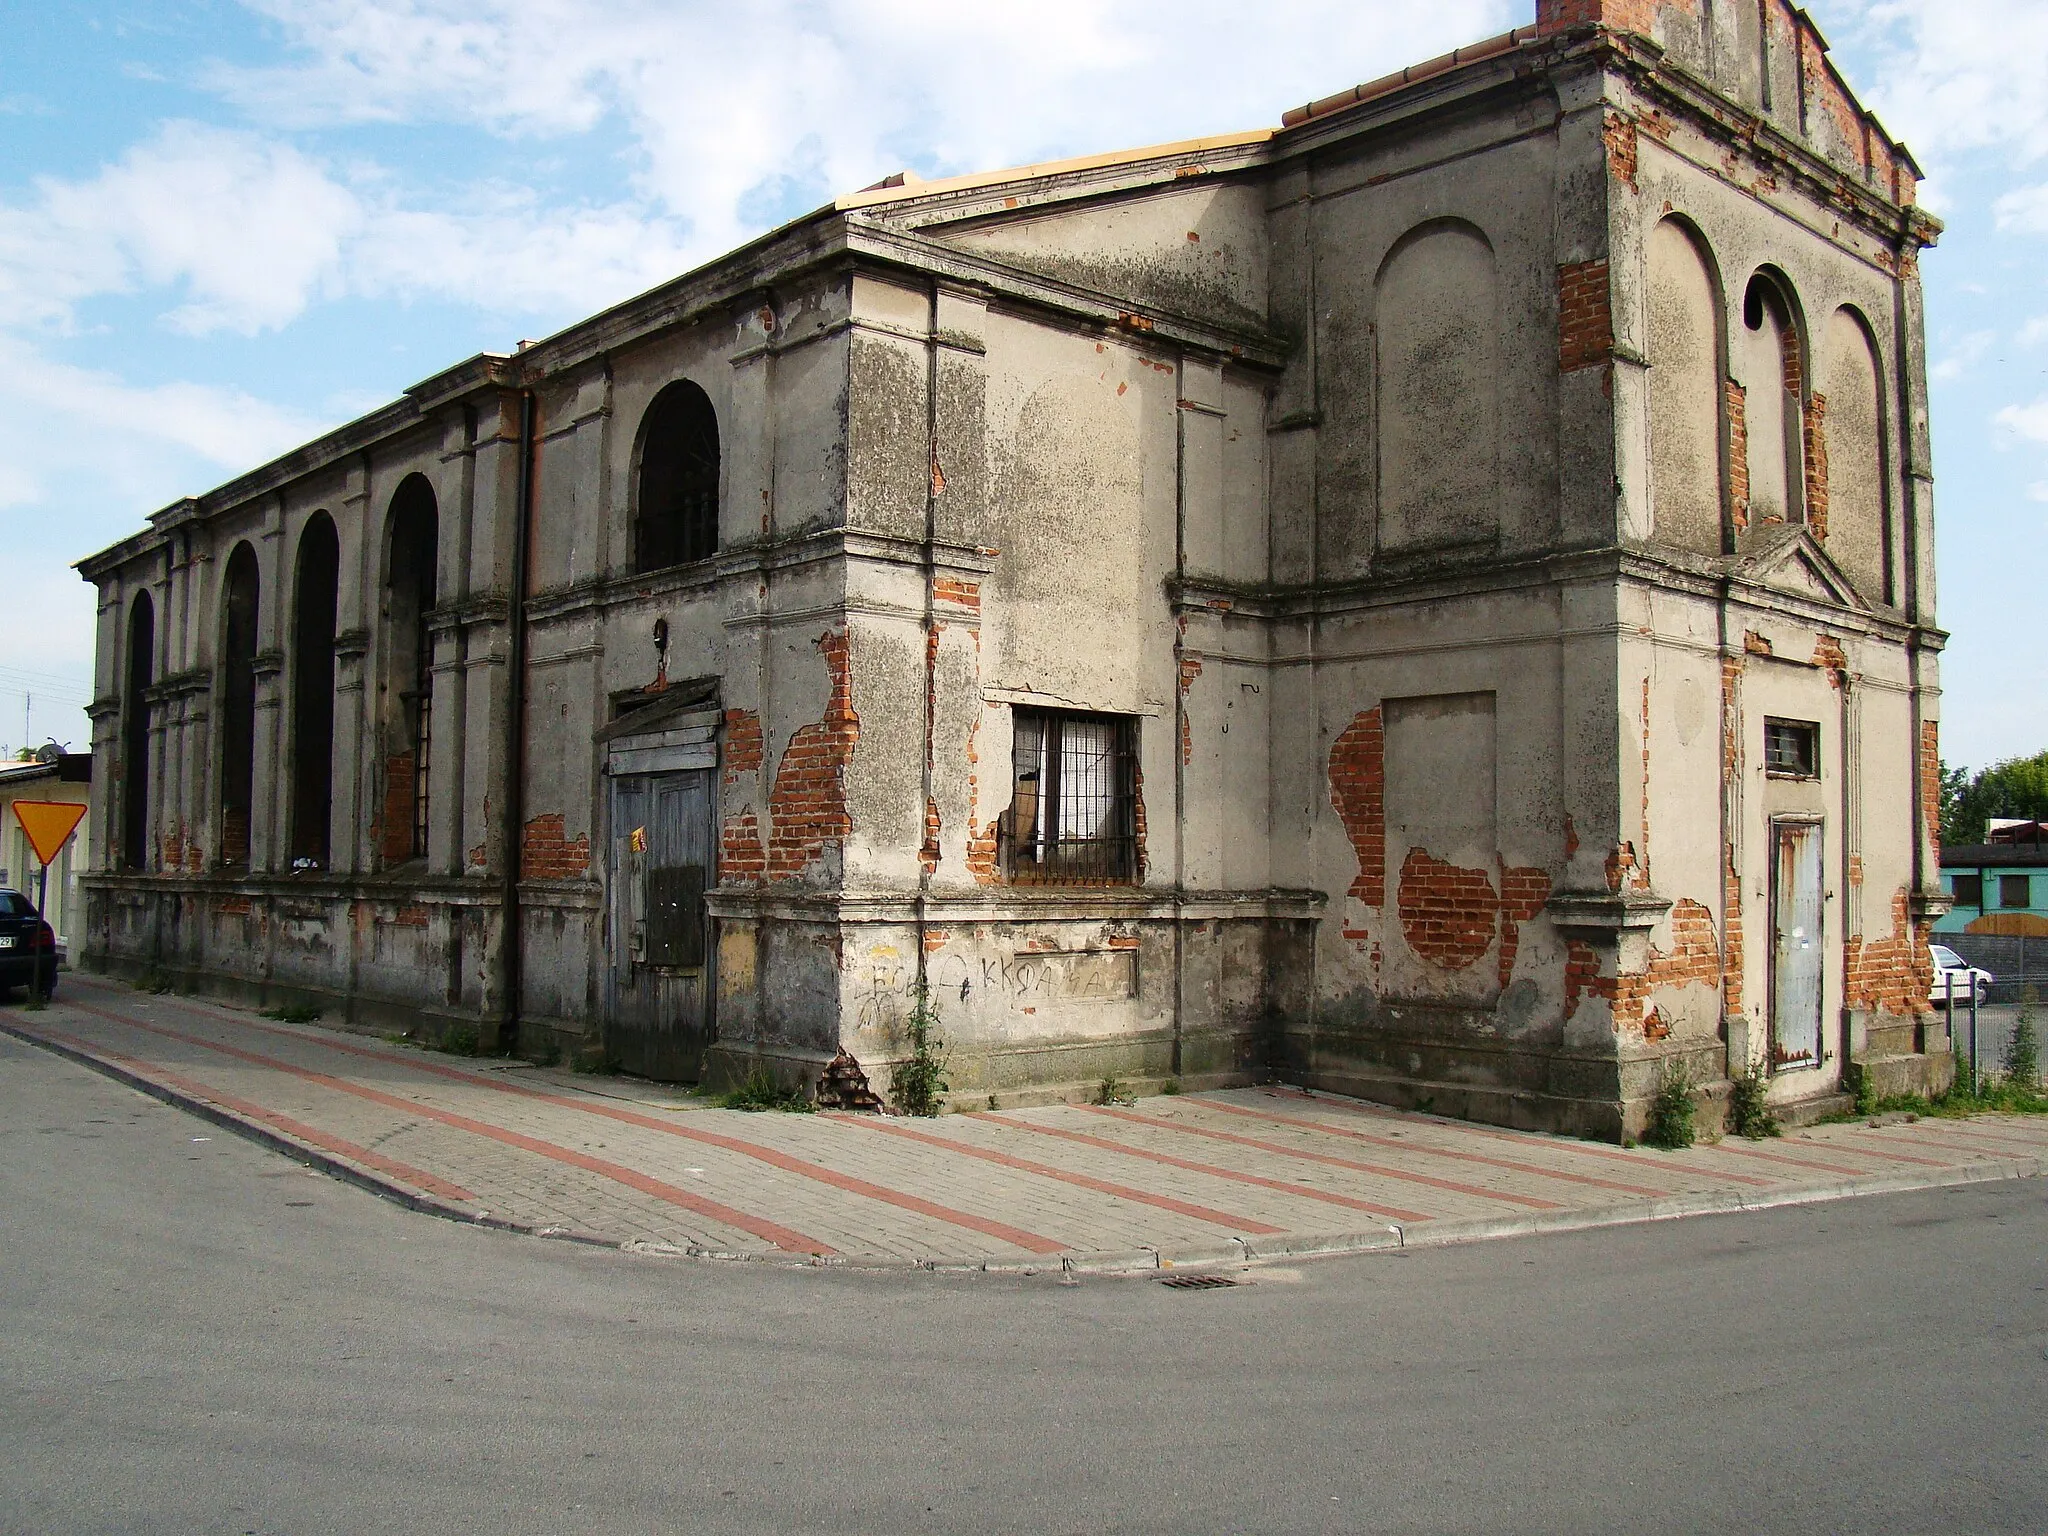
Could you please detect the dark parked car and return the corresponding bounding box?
[0,889,58,1000]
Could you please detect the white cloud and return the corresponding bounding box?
[1930,328,1997,382]
[209,0,1517,258]
[1995,182,2048,235]
[1830,0,2048,177]
[2018,315,2048,347]
[1994,396,2048,445]
[2029,479,2048,502]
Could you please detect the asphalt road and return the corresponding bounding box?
[3,1031,2045,1535]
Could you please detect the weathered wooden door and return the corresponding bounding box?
[1770,820,1825,1069]
[605,767,715,1079]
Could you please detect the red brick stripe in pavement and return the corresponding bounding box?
[27,1023,477,1204]
[975,1113,1435,1225]
[65,1000,832,1256]
[1195,1098,1672,1198]
[1087,1106,1568,1211]
[77,985,1067,1258]
[1705,1140,1944,1175]
[1889,1120,2048,1152]
[1261,1087,1781,1186]
[826,1113,1289,1236]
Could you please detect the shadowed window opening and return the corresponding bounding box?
[634,380,720,572]
[289,514,340,869]
[1000,709,1136,883]
[218,543,260,867]
[1764,717,1819,779]
[380,476,439,865]
[121,591,155,870]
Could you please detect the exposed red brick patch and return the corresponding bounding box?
[1846,888,1934,1017]
[965,706,1000,886]
[1804,391,1830,541]
[919,796,942,875]
[1572,898,1722,1031]
[1564,939,1602,1020]
[380,754,416,864]
[1847,854,1865,887]
[521,813,590,880]
[1179,652,1203,766]
[1537,0,1659,35]
[468,841,487,869]
[722,810,764,885]
[923,927,950,956]
[1328,706,1386,909]
[1497,864,1553,990]
[390,904,429,928]
[1812,633,1847,687]
[1722,653,1745,1015]
[1563,815,1580,861]
[1603,110,1639,193]
[1397,848,1498,972]
[1605,842,1647,893]
[767,631,859,881]
[1743,629,1773,657]
[1132,759,1149,882]
[1919,721,1941,847]
[1558,260,1614,374]
[933,578,981,613]
[215,896,252,917]
[1107,934,1140,951]
[722,709,763,783]
[1726,380,1750,533]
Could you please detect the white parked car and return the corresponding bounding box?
[1929,944,1993,1007]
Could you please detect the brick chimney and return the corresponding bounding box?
[1536,0,1657,36]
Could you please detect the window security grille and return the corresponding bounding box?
[1000,709,1137,883]
[1764,718,1819,779]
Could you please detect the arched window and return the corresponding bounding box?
[1645,218,1725,554]
[634,380,720,572]
[218,543,260,867]
[1739,272,1806,529]
[379,476,439,865]
[289,513,340,869]
[121,591,155,870]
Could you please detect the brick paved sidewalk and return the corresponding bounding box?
[8,975,2047,1272]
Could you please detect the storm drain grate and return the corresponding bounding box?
[1159,1273,1240,1290]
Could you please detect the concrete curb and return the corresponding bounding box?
[8,1013,2042,1277]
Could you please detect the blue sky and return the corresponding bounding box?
[2,0,2045,774]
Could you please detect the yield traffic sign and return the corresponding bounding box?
[13,800,87,866]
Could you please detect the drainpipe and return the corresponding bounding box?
[499,389,536,1054]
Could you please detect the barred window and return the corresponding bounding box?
[1764,718,1819,779]
[1001,709,1137,883]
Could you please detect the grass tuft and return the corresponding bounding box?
[723,1065,814,1113]
[1642,1056,1697,1149]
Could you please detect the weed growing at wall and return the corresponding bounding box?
[724,1066,815,1113]
[1728,1054,1781,1139]
[435,1023,479,1056]
[1643,1057,1698,1149]
[1095,1074,1136,1107]
[1848,1060,1878,1117]
[891,980,949,1118]
[132,970,173,995]
[261,1003,321,1024]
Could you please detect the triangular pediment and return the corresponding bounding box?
[1730,525,1869,612]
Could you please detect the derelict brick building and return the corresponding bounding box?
[77,0,1953,1135]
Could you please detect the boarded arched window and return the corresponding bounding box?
[1739,271,1806,529]
[634,380,720,572]
[121,591,155,870]
[218,543,260,868]
[379,475,439,865]
[289,513,340,869]
[1646,219,1725,553]
[1818,308,1891,603]
[1374,222,1499,554]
